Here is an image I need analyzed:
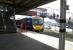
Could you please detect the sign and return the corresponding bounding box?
[66,5,69,10]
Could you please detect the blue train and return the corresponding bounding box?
[15,16,44,32]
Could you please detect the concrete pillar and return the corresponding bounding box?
[0,4,17,33]
[13,7,18,32]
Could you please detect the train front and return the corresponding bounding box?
[32,17,44,32]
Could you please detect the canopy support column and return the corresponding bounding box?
[59,0,66,50]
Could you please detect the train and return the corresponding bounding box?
[15,16,44,32]
[32,17,44,32]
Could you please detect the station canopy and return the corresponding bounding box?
[0,0,55,15]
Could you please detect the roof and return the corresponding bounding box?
[0,0,56,15]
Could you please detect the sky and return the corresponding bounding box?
[38,0,73,19]
[38,0,73,12]
[15,15,32,20]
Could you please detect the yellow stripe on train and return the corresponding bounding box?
[33,25,43,30]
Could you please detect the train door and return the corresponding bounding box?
[20,19,27,32]
[26,18,33,31]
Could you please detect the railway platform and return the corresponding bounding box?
[0,33,57,50]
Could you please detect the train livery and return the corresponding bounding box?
[32,17,44,32]
[16,16,44,32]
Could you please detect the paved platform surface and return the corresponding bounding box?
[22,31,73,50]
[0,33,57,50]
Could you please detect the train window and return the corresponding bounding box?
[33,19,43,24]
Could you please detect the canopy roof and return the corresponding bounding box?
[0,0,55,14]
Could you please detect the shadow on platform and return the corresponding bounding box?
[0,33,57,50]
